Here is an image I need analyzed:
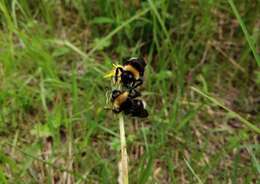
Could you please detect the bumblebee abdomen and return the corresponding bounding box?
[130,62,145,76]
[119,99,133,114]
[123,58,146,75]
[112,91,129,109]
[129,99,148,117]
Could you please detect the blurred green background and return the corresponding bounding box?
[0,0,259,183]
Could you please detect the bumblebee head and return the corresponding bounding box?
[121,71,135,86]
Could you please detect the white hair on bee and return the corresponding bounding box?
[142,100,147,108]
[128,57,138,61]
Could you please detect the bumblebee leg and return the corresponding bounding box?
[115,67,123,82]
[114,68,119,82]
[133,79,143,88]
[129,89,141,98]
[112,108,121,113]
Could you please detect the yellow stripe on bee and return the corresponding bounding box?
[124,65,140,79]
[114,91,129,108]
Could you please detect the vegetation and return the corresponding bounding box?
[0,0,259,183]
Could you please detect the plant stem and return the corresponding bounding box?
[119,114,128,184]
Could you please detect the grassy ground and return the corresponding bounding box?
[0,0,259,183]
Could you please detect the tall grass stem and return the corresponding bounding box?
[118,115,128,184]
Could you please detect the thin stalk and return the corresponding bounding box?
[118,115,128,184]
[191,87,260,134]
[227,0,260,66]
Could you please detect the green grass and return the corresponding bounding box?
[0,0,259,183]
[228,0,260,66]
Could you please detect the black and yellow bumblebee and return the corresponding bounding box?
[111,89,148,118]
[108,57,147,89]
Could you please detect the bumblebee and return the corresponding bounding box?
[114,57,147,88]
[111,89,148,118]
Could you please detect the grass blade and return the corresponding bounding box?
[227,0,260,66]
[139,155,154,184]
[148,0,170,42]
[3,142,86,181]
[184,158,203,184]
[87,5,154,57]
[246,146,260,173]
[191,87,260,134]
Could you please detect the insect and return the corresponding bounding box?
[111,89,148,117]
[114,57,147,89]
